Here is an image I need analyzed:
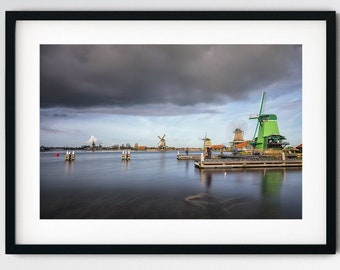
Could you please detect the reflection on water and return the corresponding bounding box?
[41,151,302,219]
[159,152,166,171]
[262,169,283,196]
[189,169,292,218]
[193,168,300,219]
[64,160,75,176]
[185,160,189,174]
[121,160,130,173]
[263,169,284,217]
[200,170,213,189]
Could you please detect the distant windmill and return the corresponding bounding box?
[200,132,212,150]
[233,128,244,142]
[249,92,288,150]
[157,134,167,150]
[227,119,248,149]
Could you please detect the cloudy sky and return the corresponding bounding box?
[40,45,302,148]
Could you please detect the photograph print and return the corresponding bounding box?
[40,44,302,219]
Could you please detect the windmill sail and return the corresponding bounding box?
[252,92,265,144]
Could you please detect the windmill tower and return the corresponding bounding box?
[233,128,244,142]
[231,128,245,149]
[157,134,166,150]
[249,92,288,150]
[227,119,248,149]
[201,133,212,150]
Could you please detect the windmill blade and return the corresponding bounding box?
[248,91,266,148]
[162,134,165,139]
[258,92,266,115]
[252,121,260,144]
[199,132,209,142]
[158,136,162,140]
[249,114,259,119]
[249,92,265,120]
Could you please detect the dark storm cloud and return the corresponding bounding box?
[40,45,301,109]
[51,112,70,118]
[41,104,224,118]
[41,127,67,133]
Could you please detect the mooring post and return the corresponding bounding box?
[200,153,205,164]
[281,152,286,162]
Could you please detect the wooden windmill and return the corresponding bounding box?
[233,128,244,142]
[157,134,166,150]
[201,132,212,150]
[227,119,248,149]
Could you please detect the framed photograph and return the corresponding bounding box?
[6,11,336,254]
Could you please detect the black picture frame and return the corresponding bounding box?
[6,11,336,254]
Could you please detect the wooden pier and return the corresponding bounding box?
[177,154,200,160]
[194,157,302,169]
[177,154,219,160]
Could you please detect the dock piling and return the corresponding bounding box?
[121,150,131,161]
[200,153,204,163]
[65,150,75,161]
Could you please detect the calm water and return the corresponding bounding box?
[40,151,302,219]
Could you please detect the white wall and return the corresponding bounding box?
[0,1,339,269]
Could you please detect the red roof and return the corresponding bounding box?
[235,141,251,149]
[211,145,225,149]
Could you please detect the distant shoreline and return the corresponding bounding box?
[40,147,206,152]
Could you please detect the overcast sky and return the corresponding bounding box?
[40,44,302,148]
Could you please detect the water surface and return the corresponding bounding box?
[40,151,302,219]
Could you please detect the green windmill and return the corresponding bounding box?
[249,92,288,150]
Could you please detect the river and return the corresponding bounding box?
[40,151,302,219]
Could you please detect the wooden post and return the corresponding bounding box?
[200,153,205,164]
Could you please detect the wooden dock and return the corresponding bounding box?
[177,154,219,160]
[177,154,200,160]
[194,158,302,169]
